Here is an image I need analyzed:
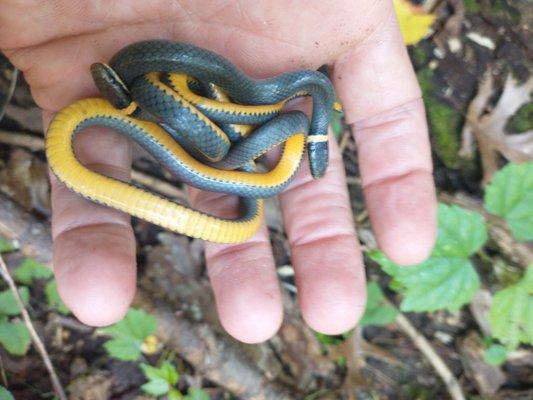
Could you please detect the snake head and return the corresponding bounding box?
[90,62,134,113]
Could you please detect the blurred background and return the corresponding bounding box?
[0,0,531,399]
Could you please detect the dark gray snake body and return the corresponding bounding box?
[103,40,335,178]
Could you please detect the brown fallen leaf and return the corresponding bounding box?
[460,333,506,397]
[0,147,50,214]
[460,68,533,183]
[468,289,493,337]
[68,370,115,400]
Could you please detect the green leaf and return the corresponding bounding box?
[373,254,480,312]
[0,318,31,356]
[483,344,507,366]
[141,379,170,396]
[432,204,488,258]
[100,308,157,361]
[0,386,15,400]
[330,101,344,139]
[160,362,179,386]
[169,388,185,400]
[484,162,533,241]
[369,203,484,312]
[101,308,156,340]
[14,258,52,284]
[140,362,179,386]
[359,282,398,327]
[44,281,70,315]
[140,362,180,397]
[315,331,351,345]
[184,388,210,400]
[0,237,17,253]
[489,266,533,350]
[0,287,29,316]
[103,336,142,361]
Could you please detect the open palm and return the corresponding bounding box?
[0,0,436,342]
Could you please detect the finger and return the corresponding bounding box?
[279,134,366,335]
[45,112,136,327]
[333,7,437,265]
[188,189,283,343]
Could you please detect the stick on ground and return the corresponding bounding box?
[395,313,465,400]
[0,254,67,400]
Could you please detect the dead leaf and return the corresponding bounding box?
[433,0,465,50]
[468,289,492,337]
[460,68,533,183]
[393,0,436,45]
[68,370,115,400]
[0,147,50,213]
[460,333,506,397]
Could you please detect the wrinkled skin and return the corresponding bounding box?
[0,0,436,343]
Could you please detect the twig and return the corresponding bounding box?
[358,225,466,400]
[0,68,18,121]
[135,292,295,400]
[0,130,188,201]
[422,0,440,13]
[131,170,188,202]
[0,355,7,388]
[395,313,465,400]
[0,193,296,399]
[339,128,351,154]
[0,130,43,152]
[51,315,94,334]
[345,176,361,186]
[0,254,67,400]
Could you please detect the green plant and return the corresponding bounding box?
[489,265,533,350]
[0,385,15,400]
[140,361,210,399]
[367,162,533,361]
[0,243,63,356]
[44,280,70,315]
[10,256,69,314]
[0,237,17,253]
[0,287,31,356]
[315,331,351,346]
[359,282,397,327]
[140,361,181,399]
[370,203,486,312]
[484,162,533,241]
[100,308,158,361]
[13,258,52,284]
[483,343,507,366]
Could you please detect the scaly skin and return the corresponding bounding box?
[106,40,335,177]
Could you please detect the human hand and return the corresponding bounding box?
[0,0,436,342]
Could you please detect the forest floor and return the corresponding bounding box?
[0,1,531,399]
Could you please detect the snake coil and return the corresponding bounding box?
[45,40,337,243]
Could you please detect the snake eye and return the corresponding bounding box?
[90,62,133,112]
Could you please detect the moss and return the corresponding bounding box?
[411,46,429,67]
[491,0,521,24]
[463,0,481,13]
[330,99,344,139]
[416,68,463,169]
[416,68,435,95]
[425,97,463,169]
[506,102,533,133]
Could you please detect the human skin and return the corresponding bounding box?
[0,0,437,343]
